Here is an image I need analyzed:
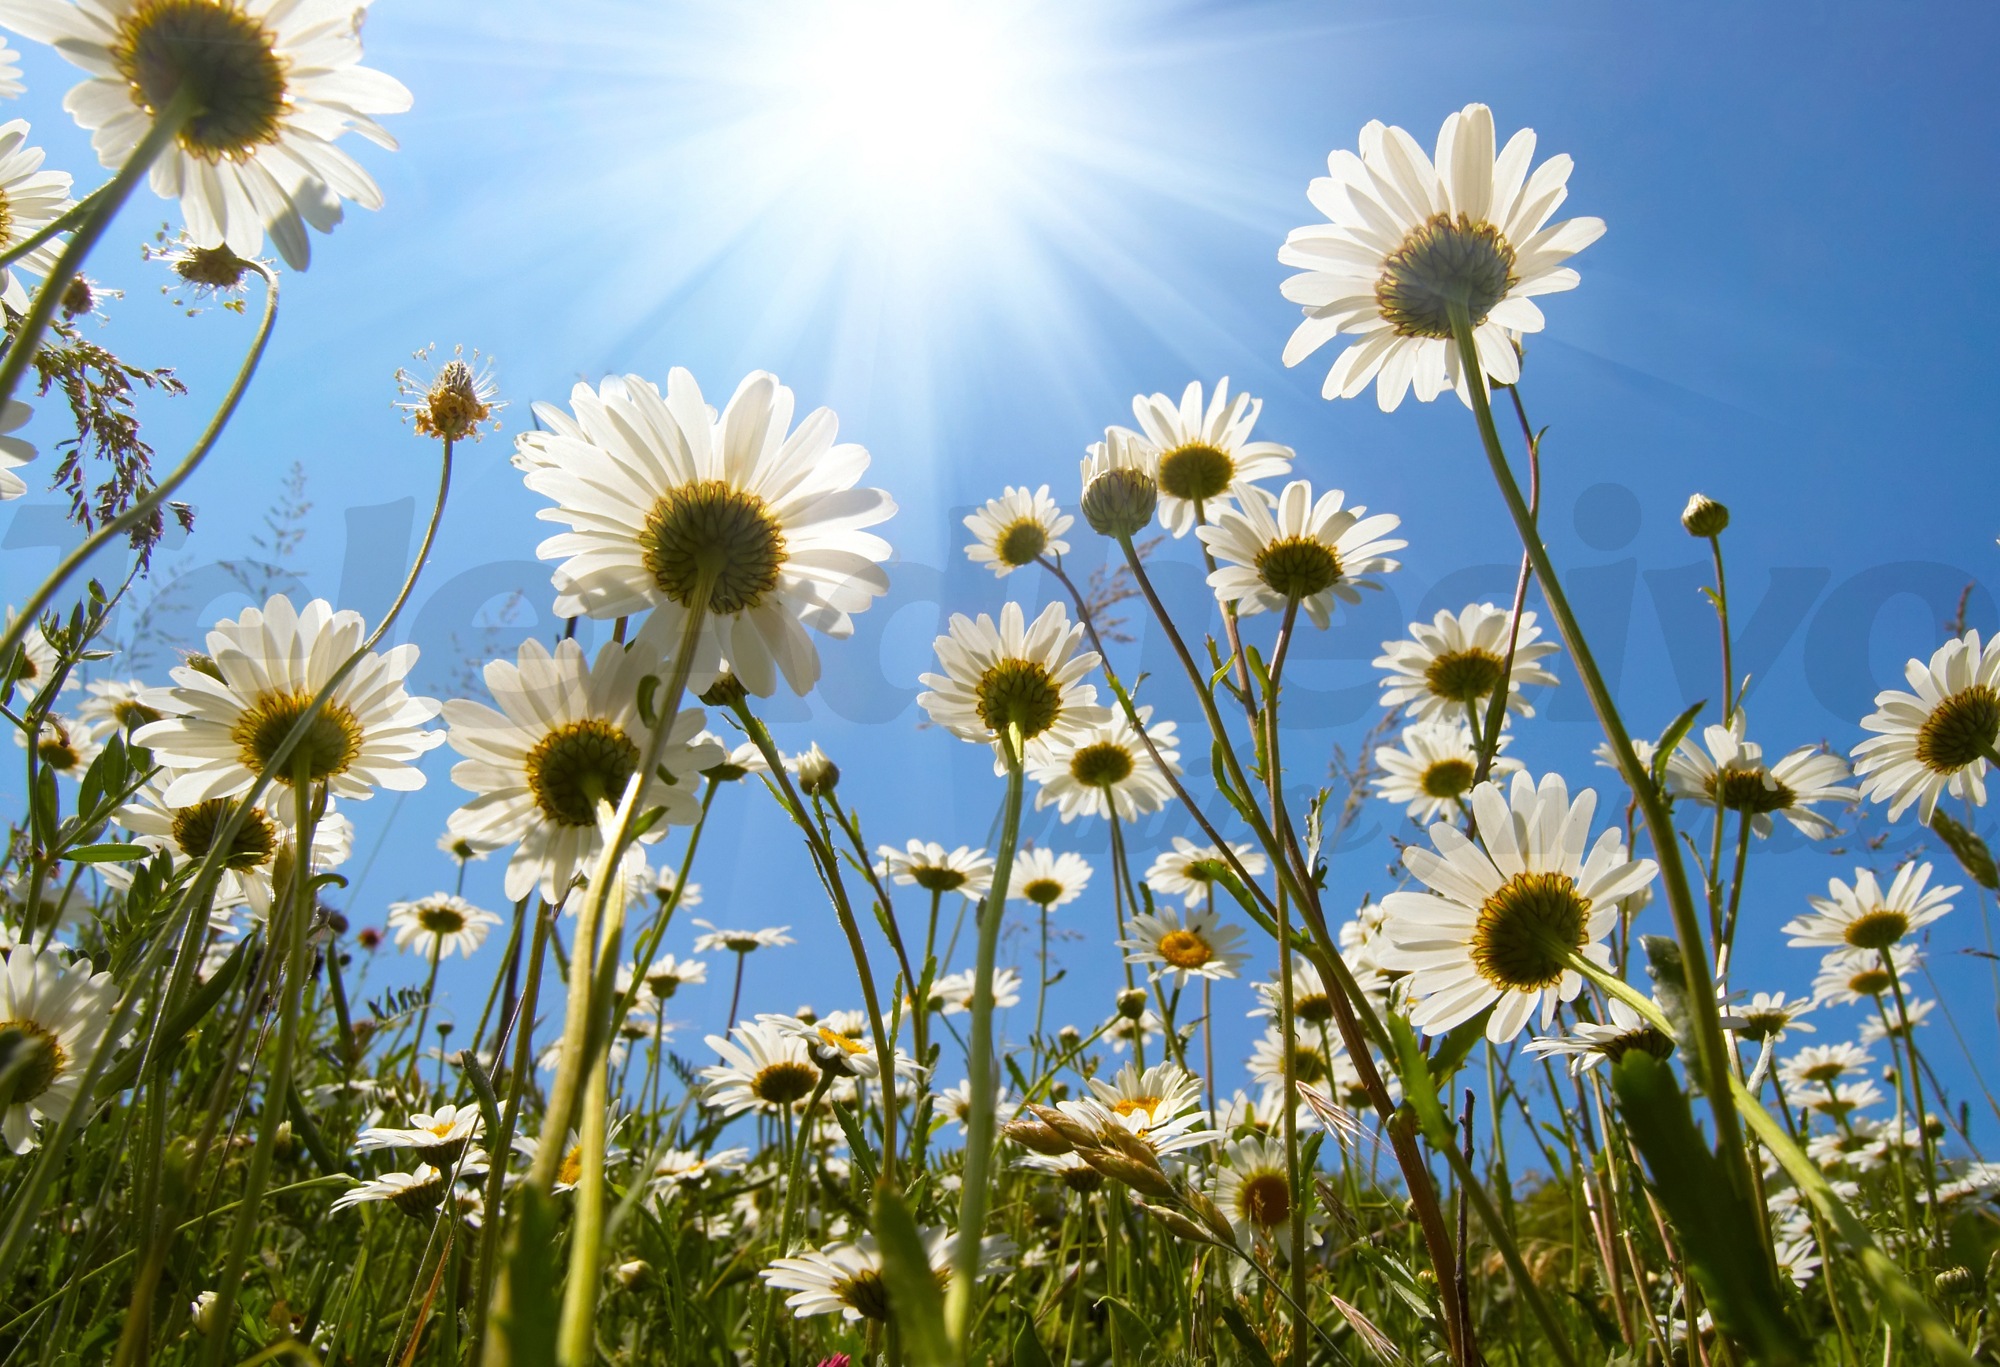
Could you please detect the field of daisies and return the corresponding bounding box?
[1,4,1998,1367]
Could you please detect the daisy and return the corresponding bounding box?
[522,369,895,697]
[109,776,352,918]
[1062,1061,1216,1161]
[1774,1235,1822,1290]
[1004,848,1092,908]
[1794,1079,1885,1120]
[441,635,719,904]
[1077,426,1159,539]
[1377,771,1658,1042]
[1376,604,1560,725]
[385,894,500,960]
[1374,721,1519,821]
[1249,957,1342,1028]
[1198,479,1403,629]
[3,613,77,698]
[75,678,160,739]
[1852,631,2000,822]
[1860,996,1932,1043]
[767,1012,891,1080]
[1524,997,1673,1076]
[700,1017,822,1117]
[1811,945,1919,1006]
[15,713,99,777]
[1278,102,1605,410]
[1106,1006,1165,1055]
[761,1227,1012,1323]
[133,595,441,805]
[511,1120,625,1194]
[873,840,993,898]
[2,0,410,268]
[1144,837,1267,907]
[437,830,495,864]
[1728,990,1816,1043]
[329,1166,447,1218]
[1211,1136,1319,1255]
[1806,1118,1912,1174]
[690,921,794,954]
[353,1104,483,1165]
[1125,378,1293,536]
[1026,705,1181,822]
[1782,863,1956,953]
[0,400,33,500]
[650,1146,749,1189]
[1119,905,1248,985]
[395,345,501,444]
[0,944,114,1151]
[629,954,706,1001]
[1777,1042,1872,1089]
[929,966,1022,1015]
[938,1078,1014,1135]
[1665,713,1857,838]
[1247,1025,1339,1106]
[700,737,767,783]
[918,600,1106,768]
[0,118,71,311]
[963,484,1071,578]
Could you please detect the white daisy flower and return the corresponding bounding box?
[962,484,1071,578]
[1774,1235,1822,1290]
[1026,704,1180,823]
[1859,996,1933,1043]
[1004,847,1092,908]
[1664,712,1857,839]
[689,920,794,954]
[938,1078,1014,1135]
[874,840,994,898]
[699,737,767,783]
[1061,1059,1216,1160]
[929,966,1022,1015]
[521,369,895,698]
[761,1227,1012,1323]
[1,0,411,268]
[1524,997,1673,1076]
[14,712,98,778]
[132,595,441,806]
[1246,1024,1342,1107]
[0,943,114,1152]
[1375,603,1559,725]
[1125,378,1293,537]
[441,635,719,904]
[1782,863,1955,954]
[329,1165,448,1218]
[511,1119,624,1194]
[1794,1079,1885,1120]
[1119,905,1248,985]
[75,678,159,740]
[1248,957,1342,1028]
[1373,721,1519,822]
[650,1145,749,1189]
[1852,630,2000,822]
[1728,990,1815,1043]
[699,1017,822,1117]
[0,118,71,311]
[1810,945,1919,1006]
[1210,1135,1320,1256]
[3,612,76,697]
[1377,772,1657,1042]
[1806,1118,1910,1174]
[385,893,500,960]
[353,1104,483,1165]
[1076,425,1160,539]
[1105,1006,1165,1055]
[1144,837,1266,907]
[437,830,496,864]
[1197,479,1403,630]
[627,954,706,1001]
[918,600,1106,769]
[1777,1041,1872,1089]
[1278,102,1605,410]
[108,775,352,919]
[763,1011,912,1081]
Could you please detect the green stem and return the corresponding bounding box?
[945,725,1026,1349]
[0,181,112,272]
[1710,534,1736,722]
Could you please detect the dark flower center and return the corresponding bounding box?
[1421,757,1475,800]
[1254,537,1341,601]
[639,479,787,614]
[0,1019,63,1102]
[1157,443,1234,504]
[230,690,362,785]
[1423,648,1505,705]
[995,518,1048,567]
[525,719,640,826]
[169,798,278,871]
[1916,685,2000,776]
[751,1061,819,1107]
[1470,871,1590,992]
[1843,910,1910,952]
[1240,1171,1292,1228]
[115,0,289,162]
[1709,767,1796,815]
[1375,212,1519,339]
[1069,741,1134,788]
[975,659,1063,741]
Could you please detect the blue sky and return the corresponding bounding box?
[5,1,1999,1143]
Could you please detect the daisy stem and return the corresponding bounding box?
[724,952,746,1033]
[1474,383,1544,784]
[0,181,113,272]
[946,723,1026,1351]
[410,943,442,1095]
[1719,812,1752,960]
[1708,534,1737,723]
[1447,302,1752,1194]
[1882,955,1942,1224]
[198,754,318,1367]
[0,89,194,418]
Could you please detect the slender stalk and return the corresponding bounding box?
[0,181,112,272]
[1710,533,1737,722]
[945,725,1026,1349]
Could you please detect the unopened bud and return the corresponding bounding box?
[1057,1025,1082,1050]
[1925,1114,1947,1141]
[1062,1164,1106,1195]
[1116,988,1148,1021]
[190,1290,218,1334]
[1935,1264,1976,1299]
[794,743,839,797]
[615,1259,652,1289]
[1081,469,1158,539]
[1681,493,1729,538]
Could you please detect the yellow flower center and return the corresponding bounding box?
[1069,741,1134,788]
[1423,647,1505,705]
[414,361,492,442]
[1708,767,1796,815]
[388,1171,447,1218]
[816,1026,866,1055]
[751,1061,819,1107]
[1021,878,1065,907]
[1843,966,1893,997]
[910,864,968,893]
[230,690,362,785]
[1253,536,1342,602]
[1238,1170,1292,1228]
[1156,929,1213,969]
[1420,757,1475,800]
[1842,910,1910,952]
[114,0,289,162]
[1916,684,2000,776]
[557,1144,584,1189]
[835,1268,894,1321]
[1157,443,1234,504]
[639,479,787,614]
[1375,212,1519,339]
[415,902,467,936]
[0,1018,64,1102]
[994,517,1048,567]
[974,658,1063,741]
[169,799,278,872]
[525,718,640,827]
[1469,871,1590,993]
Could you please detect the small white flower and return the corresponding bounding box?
[1811,946,1919,1005]
[386,894,501,960]
[1004,847,1092,908]
[874,840,993,898]
[1144,837,1266,907]
[760,1227,1012,1322]
[1783,863,1955,954]
[0,943,114,1152]
[353,1104,484,1165]
[699,1017,821,1117]
[1376,603,1559,725]
[690,920,794,954]
[1026,705,1181,823]
[929,966,1022,1015]
[1524,997,1673,1076]
[1777,1041,1872,1089]
[330,1166,448,1218]
[1124,378,1293,537]
[1119,905,1248,985]
[0,118,71,314]
[1852,630,2000,822]
[963,484,1071,577]
[918,600,1106,769]
[1373,721,1519,822]
[1197,479,1403,629]
[1665,712,1856,839]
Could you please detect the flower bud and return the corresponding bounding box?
[1081,470,1157,538]
[1116,987,1149,1021]
[61,275,95,318]
[1681,493,1729,538]
[1935,1264,1976,1299]
[1057,1025,1082,1050]
[190,1291,218,1334]
[616,1259,652,1288]
[1062,1164,1106,1195]
[699,670,746,708]
[794,743,839,797]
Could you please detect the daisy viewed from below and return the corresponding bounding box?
[1664,713,1857,838]
[1782,863,1955,953]
[15,713,98,777]
[0,400,34,500]
[386,894,501,960]
[0,35,18,96]
[1125,378,1293,536]
[1198,479,1403,629]
[1374,721,1519,821]
[626,954,706,1001]
[700,1017,822,1117]
[0,0,412,267]
[329,1166,447,1218]
[1524,997,1673,1075]
[441,635,719,903]
[690,921,794,954]
[963,484,1071,578]
[0,943,114,1152]
[1076,425,1159,539]
[522,369,895,697]
[0,118,71,312]
[110,777,352,918]
[353,1104,483,1165]
[1728,991,1815,1043]
[1376,603,1559,725]
[1026,705,1181,822]
[874,840,993,898]
[1212,1136,1318,1255]
[1279,102,1605,409]
[1810,945,1919,1006]
[650,1146,749,1190]
[1144,837,1266,907]
[1119,905,1248,985]
[918,600,1105,767]
[930,966,1023,1015]
[761,1227,1012,1322]
[75,678,159,740]
[1065,1060,1215,1159]
[1379,772,1657,1042]
[1852,630,2000,822]
[1004,847,1092,909]
[133,595,442,806]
